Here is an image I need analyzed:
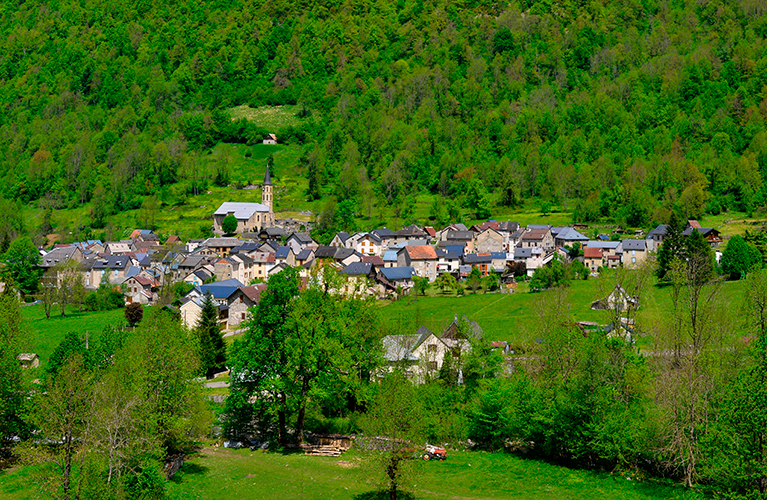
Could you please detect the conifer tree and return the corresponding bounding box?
[656,211,685,281]
[196,294,226,378]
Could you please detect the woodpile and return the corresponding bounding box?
[303,444,345,457]
[303,434,352,457]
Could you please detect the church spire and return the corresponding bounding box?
[262,164,273,212]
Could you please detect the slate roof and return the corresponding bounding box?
[192,269,213,281]
[682,227,718,237]
[446,230,473,241]
[622,239,646,251]
[275,246,292,259]
[555,227,589,242]
[394,225,426,237]
[314,245,337,259]
[193,279,244,299]
[92,255,130,270]
[379,267,414,281]
[343,262,373,276]
[230,242,260,254]
[514,248,542,259]
[204,237,242,247]
[647,225,668,238]
[214,202,270,218]
[497,221,520,232]
[334,231,351,243]
[41,247,78,268]
[334,248,357,261]
[263,164,273,186]
[288,232,314,244]
[260,227,287,238]
[296,248,314,261]
[357,232,382,242]
[463,253,492,264]
[585,241,621,249]
[371,228,394,238]
[382,335,421,362]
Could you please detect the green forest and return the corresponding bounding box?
[2,0,767,244]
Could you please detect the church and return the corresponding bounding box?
[212,166,275,234]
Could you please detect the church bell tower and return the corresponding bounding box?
[262,164,273,212]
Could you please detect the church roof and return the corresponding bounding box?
[263,165,273,186]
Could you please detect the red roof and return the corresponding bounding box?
[405,245,437,260]
[522,229,548,241]
[583,247,603,258]
[471,221,500,233]
[129,275,157,287]
[239,284,266,302]
[688,220,701,229]
[361,255,384,266]
[424,226,436,237]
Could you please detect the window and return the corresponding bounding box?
[632,257,636,263]
[428,344,437,353]
[241,313,246,320]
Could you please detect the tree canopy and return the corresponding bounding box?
[2,0,767,240]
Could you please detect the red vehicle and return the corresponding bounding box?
[422,444,447,461]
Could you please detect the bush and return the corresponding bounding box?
[221,214,238,235]
[125,303,143,326]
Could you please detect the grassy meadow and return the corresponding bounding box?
[20,303,126,368]
[0,446,699,500]
[379,275,749,345]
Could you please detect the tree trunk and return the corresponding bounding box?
[295,379,311,443]
[278,392,287,446]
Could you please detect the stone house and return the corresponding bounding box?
[583,246,604,271]
[396,245,438,281]
[621,239,647,268]
[520,228,554,251]
[474,228,504,253]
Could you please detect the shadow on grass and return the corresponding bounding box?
[170,462,208,483]
[353,491,417,500]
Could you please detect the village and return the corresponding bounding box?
[37,169,723,323]
[30,169,729,381]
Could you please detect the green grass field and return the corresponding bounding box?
[0,446,698,500]
[20,304,126,368]
[379,276,749,345]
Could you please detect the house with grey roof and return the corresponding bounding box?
[621,239,647,268]
[286,232,316,254]
[380,319,477,383]
[330,232,351,248]
[213,202,272,234]
[554,227,589,248]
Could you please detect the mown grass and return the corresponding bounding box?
[20,304,126,368]
[0,446,698,500]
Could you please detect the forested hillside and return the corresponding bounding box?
[2,0,767,244]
